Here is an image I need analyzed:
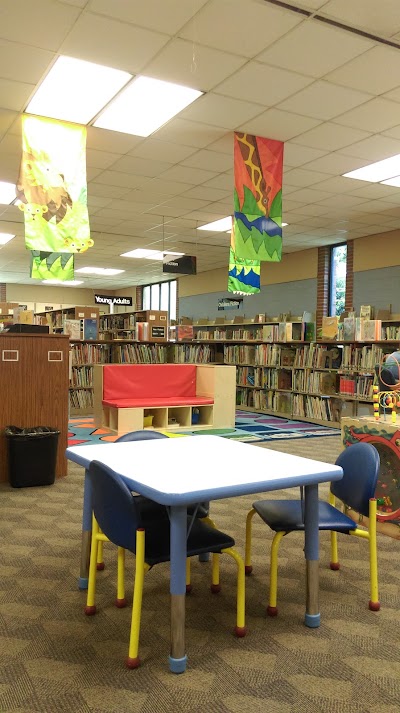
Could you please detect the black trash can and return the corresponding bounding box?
[5,426,60,488]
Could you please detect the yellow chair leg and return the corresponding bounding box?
[267,531,285,617]
[186,558,192,594]
[85,514,100,615]
[126,529,146,669]
[368,498,380,611]
[96,537,105,571]
[222,547,246,637]
[330,531,340,570]
[211,553,221,593]
[116,546,127,608]
[245,508,257,575]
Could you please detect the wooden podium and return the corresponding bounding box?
[0,333,69,482]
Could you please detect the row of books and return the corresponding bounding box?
[341,344,384,370]
[70,343,110,365]
[70,364,93,388]
[170,344,215,364]
[64,318,98,341]
[113,343,167,364]
[236,388,291,413]
[292,394,336,422]
[69,389,94,409]
[292,370,337,395]
[339,375,373,399]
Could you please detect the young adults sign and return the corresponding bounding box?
[94,294,133,306]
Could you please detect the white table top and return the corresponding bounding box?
[67,436,342,506]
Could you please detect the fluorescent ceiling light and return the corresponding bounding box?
[380,175,400,187]
[121,248,184,259]
[94,76,202,137]
[0,182,16,205]
[75,267,125,275]
[282,222,288,227]
[198,217,232,232]
[42,280,84,286]
[26,56,132,125]
[343,154,400,183]
[0,233,15,244]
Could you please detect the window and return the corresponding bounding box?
[142,280,177,320]
[329,244,347,317]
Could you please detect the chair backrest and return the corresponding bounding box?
[88,460,140,552]
[115,430,168,443]
[331,442,380,517]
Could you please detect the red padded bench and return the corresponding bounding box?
[93,363,239,435]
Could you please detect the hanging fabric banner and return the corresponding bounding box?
[233,132,283,262]
[228,229,260,294]
[30,251,74,281]
[17,115,93,258]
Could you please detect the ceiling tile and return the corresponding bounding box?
[89,0,207,35]
[107,155,172,177]
[283,143,328,167]
[257,18,374,78]
[0,0,80,51]
[129,139,196,163]
[322,0,400,37]
[153,118,226,148]
[157,165,217,185]
[283,187,335,204]
[278,80,371,121]
[0,78,35,112]
[91,170,150,189]
[348,183,400,199]
[283,168,332,188]
[338,134,400,161]
[300,152,367,175]
[61,12,168,73]
[0,152,19,182]
[88,183,133,199]
[237,108,321,141]
[138,178,195,196]
[180,149,232,172]
[86,149,121,170]
[179,93,264,129]
[326,46,400,95]
[182,185,230,202]
[86,128,143,154]
[334,97,400,133]
[0,40,54,85]
[206,133,234,155]
[143,38,246,91]
[202,173,233,191]
[292,122,371,151]
[0,109,18,141]
[216,62,313,106]
[181,0,303,57]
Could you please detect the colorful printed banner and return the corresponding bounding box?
[228,229,260,295]
[233,132,283,262]
[30,251,74,282]
[17,115,93,256]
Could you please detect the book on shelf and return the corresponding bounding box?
[360,319,381,341]
[262,324,275,342]
[360,305,373,320]
[83,318,98,341]
[176,325,194,340]
[321,316,339,340]
[343,317,356,341]
[278,322,288,342]
[304,322,316,341]
[64,318,81,340]
[320,372,337,395]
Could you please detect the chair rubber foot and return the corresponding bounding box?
[115,598,127,608]
[126,656,140,669]
[84,605,96,616]
[330,562,340,570]
[186,584,193,594]
[369,600,380,611]
[234,626,247,638]
[211,583,221,594]
[266,605,278,617]
[245,565,253,576]
[96,562,105,571]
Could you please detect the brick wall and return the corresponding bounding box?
[135,286,142,310]
[0,283,6,301]
[316,246,330,332]
[345,240,354,311]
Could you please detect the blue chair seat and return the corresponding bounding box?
[143,517,234,567]
[252,500,357,533]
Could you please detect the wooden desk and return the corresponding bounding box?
[0,333,69,481]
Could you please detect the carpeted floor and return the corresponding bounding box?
[68,411,341,446]
[0,436,399,712]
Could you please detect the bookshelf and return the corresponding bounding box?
[99,309,168,343]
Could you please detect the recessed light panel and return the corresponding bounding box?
[198,217,232,232]
[94,76,202,137]
[0,233,15,245]
[0,182,16,205]
[42,280,84,286]
[381,176,400,187]
[121,248,185,260]
[26,56,132,125]
[343,154,400,183]
[75,267,125,275]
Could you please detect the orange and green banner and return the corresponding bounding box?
[17,115,93,280]
[228,230,260,294]
[233,132,283,262]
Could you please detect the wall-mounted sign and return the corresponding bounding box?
[94,294,133,306]
[151,326,166,338]
[218,298,243,311]
[163,255,197,275]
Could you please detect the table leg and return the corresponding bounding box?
[304,483,320,628]
[169,505,188,674]
[78,468,93,590]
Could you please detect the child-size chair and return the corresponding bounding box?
[244,442,380,616]
[85,460,246,668]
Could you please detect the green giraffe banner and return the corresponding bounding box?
[228,230,260,295]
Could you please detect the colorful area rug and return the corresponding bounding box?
[68,412,340,447]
